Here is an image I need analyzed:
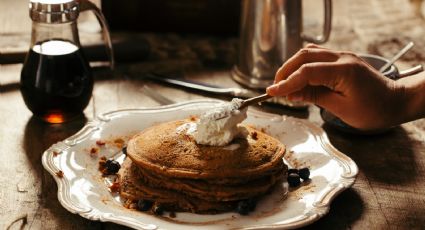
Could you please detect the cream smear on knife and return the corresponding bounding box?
[193,98,248,146]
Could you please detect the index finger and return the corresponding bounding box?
[268,62,344,97]
[274,48,339,84]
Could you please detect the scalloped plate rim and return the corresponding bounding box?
[42,99,358,230]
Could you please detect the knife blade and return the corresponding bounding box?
[143,73,308,109]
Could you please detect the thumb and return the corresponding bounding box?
[266,80,289,96]
[287,86,344,111]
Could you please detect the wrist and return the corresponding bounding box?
[394,75,425,124]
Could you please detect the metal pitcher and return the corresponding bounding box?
[232,0,332,89]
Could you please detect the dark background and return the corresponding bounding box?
[102,0,241,35]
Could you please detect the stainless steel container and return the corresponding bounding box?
[232,0,332,89]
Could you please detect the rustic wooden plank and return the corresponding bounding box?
[0,64,98,229]
[2,0,425,229]
[317,123,425,229]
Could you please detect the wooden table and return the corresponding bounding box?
[2,0,425,229]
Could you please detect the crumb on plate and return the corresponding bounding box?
[56,170,64,178]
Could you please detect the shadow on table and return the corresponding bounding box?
[301,188,363,229]
[321,124,425,228]
[258,103,310,120]
[22,116,104,229]
[22,115,137,229]
[323,124,419,185]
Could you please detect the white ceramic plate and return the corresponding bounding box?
[42,100,358,230]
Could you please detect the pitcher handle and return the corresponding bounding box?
[302,0,332,44]
[78,0,115,70]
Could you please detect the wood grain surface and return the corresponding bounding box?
[1,0,425,229]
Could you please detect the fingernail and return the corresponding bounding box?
[266,85,277,95]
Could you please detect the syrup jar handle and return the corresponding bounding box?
[78,0,115,70]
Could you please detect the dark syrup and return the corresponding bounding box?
[20,40,93,123]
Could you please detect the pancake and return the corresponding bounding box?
[136,159,285,201]
[126,119,286,180]
[119,158,239,213]
[119,118,287,214]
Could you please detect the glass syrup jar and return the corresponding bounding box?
[21,0,114,124]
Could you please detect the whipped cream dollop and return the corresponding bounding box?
[193,98,248,146]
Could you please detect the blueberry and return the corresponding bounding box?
[287,173,301,187]
[288,168,299,175]
[298,167,310,180]
[247,199,257,211]
[105,159,121,174]
[137,199,153,211]
[152,203,164,215]
[236,199,256,215]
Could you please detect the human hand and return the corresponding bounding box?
[266,44,407,131]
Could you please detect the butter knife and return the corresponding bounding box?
[143,73,308,109]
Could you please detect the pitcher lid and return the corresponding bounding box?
[29,0,79,23]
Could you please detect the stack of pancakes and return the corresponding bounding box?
[119,119,287,214]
